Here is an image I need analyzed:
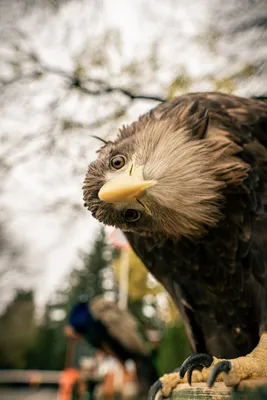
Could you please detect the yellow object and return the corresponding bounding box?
[98,163,156,202]
[113,249,162,300]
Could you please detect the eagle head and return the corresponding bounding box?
[83,107,248,240]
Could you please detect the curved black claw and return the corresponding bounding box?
[187,365,202,386]
[207,360,231,388]
[180,353,214,380]
[148,379,162,400]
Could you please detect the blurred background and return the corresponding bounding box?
[0,0,267,398]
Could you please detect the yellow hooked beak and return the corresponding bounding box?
[98,163,157,203]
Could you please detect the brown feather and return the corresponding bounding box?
[84,92,267,359]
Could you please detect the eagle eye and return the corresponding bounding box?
[123,209,141,222]
[110,155,126,170]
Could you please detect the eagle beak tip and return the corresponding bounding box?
[98,180,157,202]
[98,187,110,202]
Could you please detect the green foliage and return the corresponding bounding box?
[238,63,257,79]
[27,228,116,370]
[0,291,36,369]
[64,227,115,308]
[212,76,236,94]
[208,63,258,94]
[156,322,191,375]
[26,305,67,370]
[168,70,192,99]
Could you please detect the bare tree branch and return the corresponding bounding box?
[0,71,43,89]
[1,47,166,102]
[61,106,128,131]
[68,77,166,102]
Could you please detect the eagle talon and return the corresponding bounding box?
[179,353,214,379]
[207,360,231,387]
[148,379,163,400]
[188,365,202,386]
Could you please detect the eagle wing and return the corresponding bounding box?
[125,93,267,352]
[125,231,204,353]
[90,296,148,356]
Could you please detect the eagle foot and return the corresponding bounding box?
[179,353,214,384]
[148,333,267,399]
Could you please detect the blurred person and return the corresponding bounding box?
[65,296,158,396]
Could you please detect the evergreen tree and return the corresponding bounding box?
[0,290,36,369]
[27,228,116,370]
[63,227,116,311]
[26,304,67,370]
